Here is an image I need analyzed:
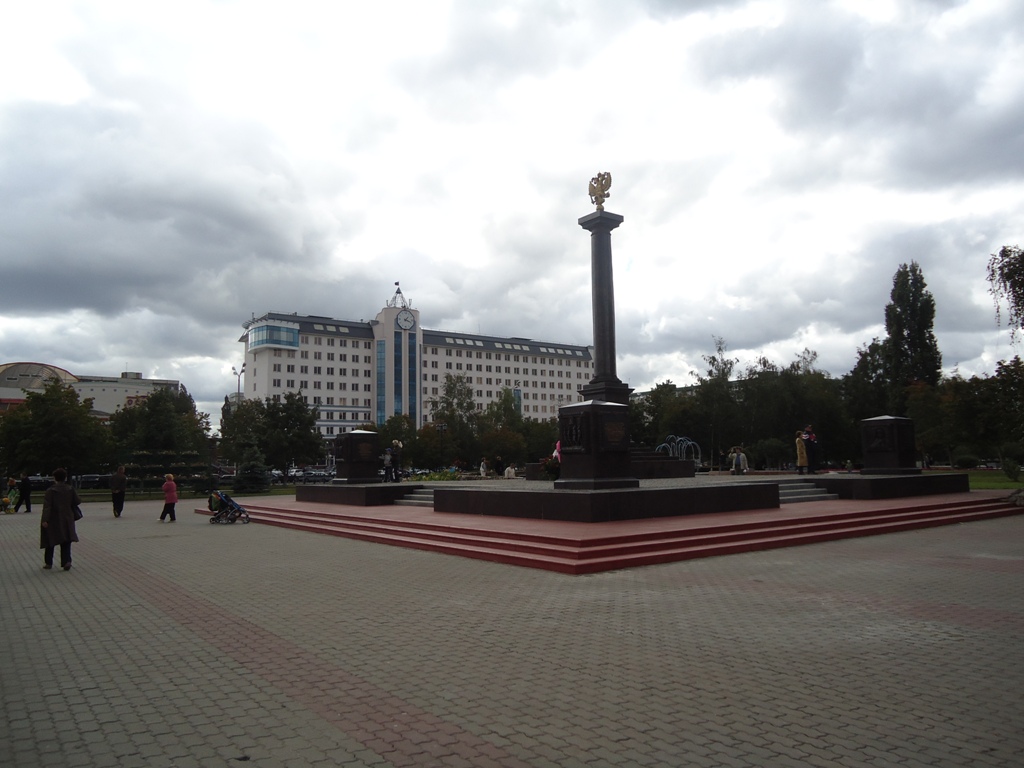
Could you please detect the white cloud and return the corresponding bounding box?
[1,0,1022,427]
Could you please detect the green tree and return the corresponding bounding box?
[219,393,323,472]
[407,423,444,470]
[842,339,889,423]
[691,337,740,468]
[110,387,209,457]
[232,438,270,493]
[426,374,479,466]
[479,387,524,434]
[904,382,946,464]
[882,261,942,415]
[630,380,681,447]
[376,414,416,472]
[0,380,112,475]
[108,387,210,480]
[994,356,1024,447]
[521,418,559,464]
[263,393,325,470]
[987,245,1024,338]
[219,399,266,467]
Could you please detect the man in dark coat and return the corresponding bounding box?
[40,468,80,571]
[15,471,32,514]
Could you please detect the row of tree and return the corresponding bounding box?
[631,258,1023,470]
[0,383,211,482]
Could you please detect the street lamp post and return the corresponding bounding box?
[232,363,246,400]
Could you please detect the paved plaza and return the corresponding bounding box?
[2,495,1022,767]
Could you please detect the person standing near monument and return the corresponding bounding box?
[110,465,128,517]
[159,474,177,522]
[391,440,403,482]
[40,468,79,570]
[15,471,33,514]
[731,447,749,475]
[795,431,808,475]
[802,425,819,474]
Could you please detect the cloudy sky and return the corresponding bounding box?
[2,0,1022,430]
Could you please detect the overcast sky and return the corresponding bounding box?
[2,0,1022,431]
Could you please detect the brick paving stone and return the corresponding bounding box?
[2,499,1023,766]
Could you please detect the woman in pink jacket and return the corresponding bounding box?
[159,474,178,522]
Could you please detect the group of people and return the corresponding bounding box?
[795,425,819,475]
[479,456,517,479]
[20,465,179,572]
[722,425,820,475]
[4,473,33,514]
[380,440,403,482]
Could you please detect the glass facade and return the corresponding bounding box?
[248,324,299,349]
[394,332,403,417]
[375,340,387,425]
[407,332,417,424]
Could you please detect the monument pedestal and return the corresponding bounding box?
[555,400,639,490]
[860,416,921,475]
[332,429,382,484]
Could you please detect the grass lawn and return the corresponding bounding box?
[964,469,1022,491]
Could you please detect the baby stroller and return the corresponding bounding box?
[208,490,250,524]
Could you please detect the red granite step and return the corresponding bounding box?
[197,495,1021,574]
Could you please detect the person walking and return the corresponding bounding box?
[15,471,33,514]
[795,430,808,475]
[110,465,128,518]
[159,474,178,522]
[40,468,80,571]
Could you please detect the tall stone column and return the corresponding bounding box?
[556,173,637,490]
[578,210,631,406]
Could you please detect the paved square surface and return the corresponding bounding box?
[2,496,1022,767]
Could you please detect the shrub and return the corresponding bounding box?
[422,470,459,481]
[541,456,560,480]
[1002,459,1021,482]
[953,455,980,469]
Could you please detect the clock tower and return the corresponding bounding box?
[372,284,421,426]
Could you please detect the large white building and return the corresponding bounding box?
[239,288,596,437]
[0,362,182,418]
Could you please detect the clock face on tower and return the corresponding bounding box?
[396,309,415,330]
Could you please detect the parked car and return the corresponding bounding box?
[29,475,52,491]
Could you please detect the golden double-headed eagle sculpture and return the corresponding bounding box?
[588,172,612,211]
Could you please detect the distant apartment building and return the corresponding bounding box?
[239,288,595,438]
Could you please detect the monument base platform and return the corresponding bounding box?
[433,483,779,523]
[811,471,967,499]
[299,483,408,506]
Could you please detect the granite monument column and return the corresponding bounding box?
[555,172,638,490]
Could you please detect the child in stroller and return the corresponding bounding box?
[207,490,250,524]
